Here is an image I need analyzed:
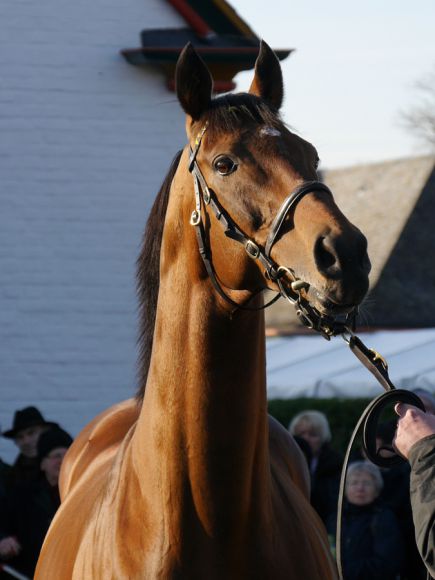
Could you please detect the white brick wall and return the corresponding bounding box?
[0,0,187,462]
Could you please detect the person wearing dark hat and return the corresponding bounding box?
[2,407,58,488]
[0,426,72,578]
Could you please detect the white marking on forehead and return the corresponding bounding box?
[259,126,281,138]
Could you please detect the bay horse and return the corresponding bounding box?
[36,42,370,579]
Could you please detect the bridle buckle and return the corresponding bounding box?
[203,188,211,205]
[369,349,388,371]
[190,210,201,226]
[245,240,260,259]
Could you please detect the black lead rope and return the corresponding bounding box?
[336,331,426,579]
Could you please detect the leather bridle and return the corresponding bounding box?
[188,123,350,337]
[187,122,426,580]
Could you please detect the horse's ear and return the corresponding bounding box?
[249,40,284,110]
[175,43,213,121]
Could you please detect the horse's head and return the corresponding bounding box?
[175,41,370,331]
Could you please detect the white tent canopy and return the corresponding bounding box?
[266,328,435,399]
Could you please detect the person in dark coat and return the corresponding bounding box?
[0,459,11,515]
[0,426,72,578]
[394,402,435,579]
[327,460,404,580]
[1,407,58,488]
[376,419,426,579]
[289,410,343,524]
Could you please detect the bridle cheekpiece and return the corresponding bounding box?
[188,123,349,338]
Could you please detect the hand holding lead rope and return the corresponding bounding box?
[362,389,426,467]
[341,326,426,466]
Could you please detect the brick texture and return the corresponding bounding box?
[0,0,186,462]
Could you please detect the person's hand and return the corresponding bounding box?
[394,403,435,459]
[0,536,21,559]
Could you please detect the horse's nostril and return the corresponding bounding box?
[314,231,371,288]
[314,236,338,274]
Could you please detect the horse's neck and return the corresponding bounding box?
[134,180,270,535]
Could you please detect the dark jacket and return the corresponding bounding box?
[0,476,60,577]
[380,462,427,579]
[409,433,435,579]
[311,443,343,523]
[327,500,404,580]
[7,455,41,488]
[0,460,10,500]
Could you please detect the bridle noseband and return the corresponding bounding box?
[264,181,334,257]
[188,123,346,336]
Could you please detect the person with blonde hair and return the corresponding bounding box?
[289,410,342,523]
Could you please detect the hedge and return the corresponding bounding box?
[267,397,395,454]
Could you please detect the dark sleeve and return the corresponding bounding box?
[408,434,435,578]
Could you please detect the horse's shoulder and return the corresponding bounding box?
[60,398,140,498]
[268,414,310,498]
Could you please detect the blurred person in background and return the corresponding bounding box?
[1,407,58,487]
[289,410,342,524]
[0,426,72,578]
[0,457,10,503]
[327,460,404,580]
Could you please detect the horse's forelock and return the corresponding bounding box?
[204,93,282,137]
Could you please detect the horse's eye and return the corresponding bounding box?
[213,156,237,176]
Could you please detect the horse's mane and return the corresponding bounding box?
[136,93,282,400]
[136,150,182,400]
